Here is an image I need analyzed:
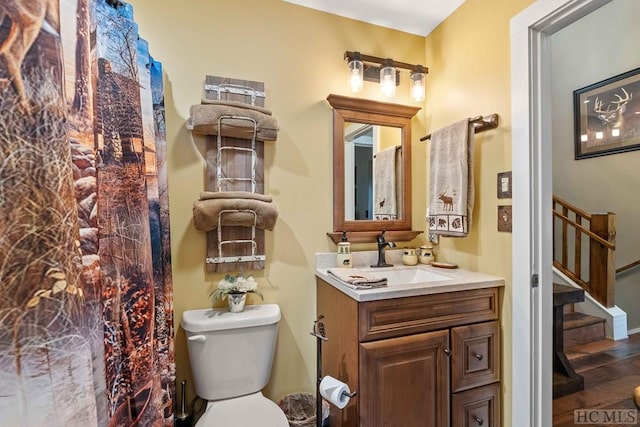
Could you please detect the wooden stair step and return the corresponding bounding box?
[564,312,605,330]
[564,312,606,349]
[553,283,585,306]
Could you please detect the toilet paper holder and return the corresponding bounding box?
[311,316,357,426]
[339,388,357,398]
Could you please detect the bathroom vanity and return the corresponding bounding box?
[315,252,504,427]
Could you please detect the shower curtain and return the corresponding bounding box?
[0,0,175,425]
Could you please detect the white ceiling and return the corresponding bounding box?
[281,0,467,36]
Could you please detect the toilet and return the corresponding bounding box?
[181,304,289,427]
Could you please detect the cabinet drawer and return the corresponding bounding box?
[452,383,500,427]
[451,321,500,392]
[359,287,499,342]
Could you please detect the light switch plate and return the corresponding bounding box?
[498,205,512,232]
[497,171,512,199]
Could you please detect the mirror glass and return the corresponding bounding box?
[343,123,402,221]
[327,94,420,240]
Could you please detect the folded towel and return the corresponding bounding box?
[327,268,388,289]
[187,104,279,140]
[200,98,272,116]
[427,119,475,237]
[199,191,272,203]
[373,146,398,220]
[193,197,278,231]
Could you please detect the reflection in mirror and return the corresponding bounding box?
[344,123,402,221]
[327,94,421,243]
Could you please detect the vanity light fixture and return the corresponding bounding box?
[380,59,397,98]
[347,52,364,93]
[344,51,429,102]
[410,65,426,102]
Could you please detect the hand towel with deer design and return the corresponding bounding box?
[373,146,399,220]
[427,118,475,237]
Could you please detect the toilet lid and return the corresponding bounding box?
[197,392,289,427]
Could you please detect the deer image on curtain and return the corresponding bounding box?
[0,0,175,425]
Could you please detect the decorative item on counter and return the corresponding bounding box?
[418,245,435,265]
[402,248,418,266]
[431,261,458,269]
[336,231,352,268]
[210,272,263,313]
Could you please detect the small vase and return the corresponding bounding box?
[418,245,435,265]
[402,248,418,266]
[227,293,247,313]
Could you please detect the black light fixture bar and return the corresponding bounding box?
[362,64,399,84]
[344,51,429,75]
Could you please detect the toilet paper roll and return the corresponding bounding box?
[319,375,351,409]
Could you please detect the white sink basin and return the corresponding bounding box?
[368,267,452,286]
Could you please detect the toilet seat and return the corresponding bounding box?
[196,392,289,427]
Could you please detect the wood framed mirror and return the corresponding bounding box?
[327,94,422,243]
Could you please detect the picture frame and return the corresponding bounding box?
[573,67,640,160]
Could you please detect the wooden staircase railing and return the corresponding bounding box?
[617,259,640,275]
[552,196,616,307]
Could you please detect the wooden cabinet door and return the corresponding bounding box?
[359,330,450,427]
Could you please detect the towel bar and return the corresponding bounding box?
[373,145,401,158]
[204,83,265,106]
[420,113,499,141]
[206,255,266,264]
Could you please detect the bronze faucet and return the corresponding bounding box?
[371,230,396,268]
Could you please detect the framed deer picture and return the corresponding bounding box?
[574,67,640,159]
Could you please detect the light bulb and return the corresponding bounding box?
[410,71,426,102]
[348,59,363,93]
[380,65,396,97]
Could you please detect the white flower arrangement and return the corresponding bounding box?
[210,273,263,304]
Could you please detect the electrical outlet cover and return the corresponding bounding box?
[498,205,512,232]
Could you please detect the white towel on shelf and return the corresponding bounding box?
[327,268,388,289]
[373,146,398,220]
[427,118,475,237]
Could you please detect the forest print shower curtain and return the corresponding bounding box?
[0,0,175,425]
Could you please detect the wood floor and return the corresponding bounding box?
[553,333,640,426]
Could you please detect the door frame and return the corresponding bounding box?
[510,0,612,426]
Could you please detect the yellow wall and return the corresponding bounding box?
[128,0,543,422]
[127,0,426,402]
[424,0,534,422]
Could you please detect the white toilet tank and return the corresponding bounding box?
[181,304,281,401]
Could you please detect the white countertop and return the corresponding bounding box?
[315,250,505,302]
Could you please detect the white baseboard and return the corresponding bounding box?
[627,327,640,336]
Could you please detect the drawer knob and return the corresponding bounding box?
[444,348,451,356]
[473,352,484,361]
[474,415,484,425]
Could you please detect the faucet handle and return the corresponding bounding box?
[377,230,387,243]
